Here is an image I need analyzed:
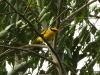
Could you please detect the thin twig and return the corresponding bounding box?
[89,14,100,18]
[21,44,48,48]
[23,0,32,15]
[0,11,15,15]
[22,0,38,17]
[62,62,76,75]
[60,0,96,25]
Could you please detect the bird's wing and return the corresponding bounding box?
[31,29,48,44]
[41,29,48,35]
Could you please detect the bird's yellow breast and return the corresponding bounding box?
[37,29,56,42]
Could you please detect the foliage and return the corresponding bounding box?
[0,0,100,75]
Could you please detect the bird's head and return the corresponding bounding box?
[50,28,60,32]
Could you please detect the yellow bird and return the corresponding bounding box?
[31,28,59,44]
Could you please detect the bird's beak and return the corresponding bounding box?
[57,29,60,32]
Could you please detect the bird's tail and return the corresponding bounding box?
[31,38,42,44]
[31,39,38,44]
[30,39,42,53]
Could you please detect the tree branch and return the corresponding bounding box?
[21,44,48,48]
[0,45,55,65]
[62,62,76,75]
[54,0,64,50]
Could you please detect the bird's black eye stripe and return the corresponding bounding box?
[50,29,57,32]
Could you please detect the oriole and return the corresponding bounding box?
[31,28,59,44]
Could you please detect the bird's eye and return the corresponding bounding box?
[51,29,57,32]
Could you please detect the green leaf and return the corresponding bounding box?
[49,16,55,25]
[73,37,79,49]
[0,30,7,38]
[80,30,90,45]
[95,7,100,15]
[75,15,84,24]
[39,69,45,74]
[79,25,87,38]
[0,24,14,38]
[95,36,100,43]
[38,5,50,20]
[39,12,51,22]
[0,2,6,14]
[5,24,13,31]
[39,59,45,72]
[69,24,76,35]
[66,47,72,58]
[95,30,100,36]
[0,61,7,75]
[90,25,97,34]
[83,41,98,53]
[86,31,90,43]
[60,26,69,35]
[79,25,87,44]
